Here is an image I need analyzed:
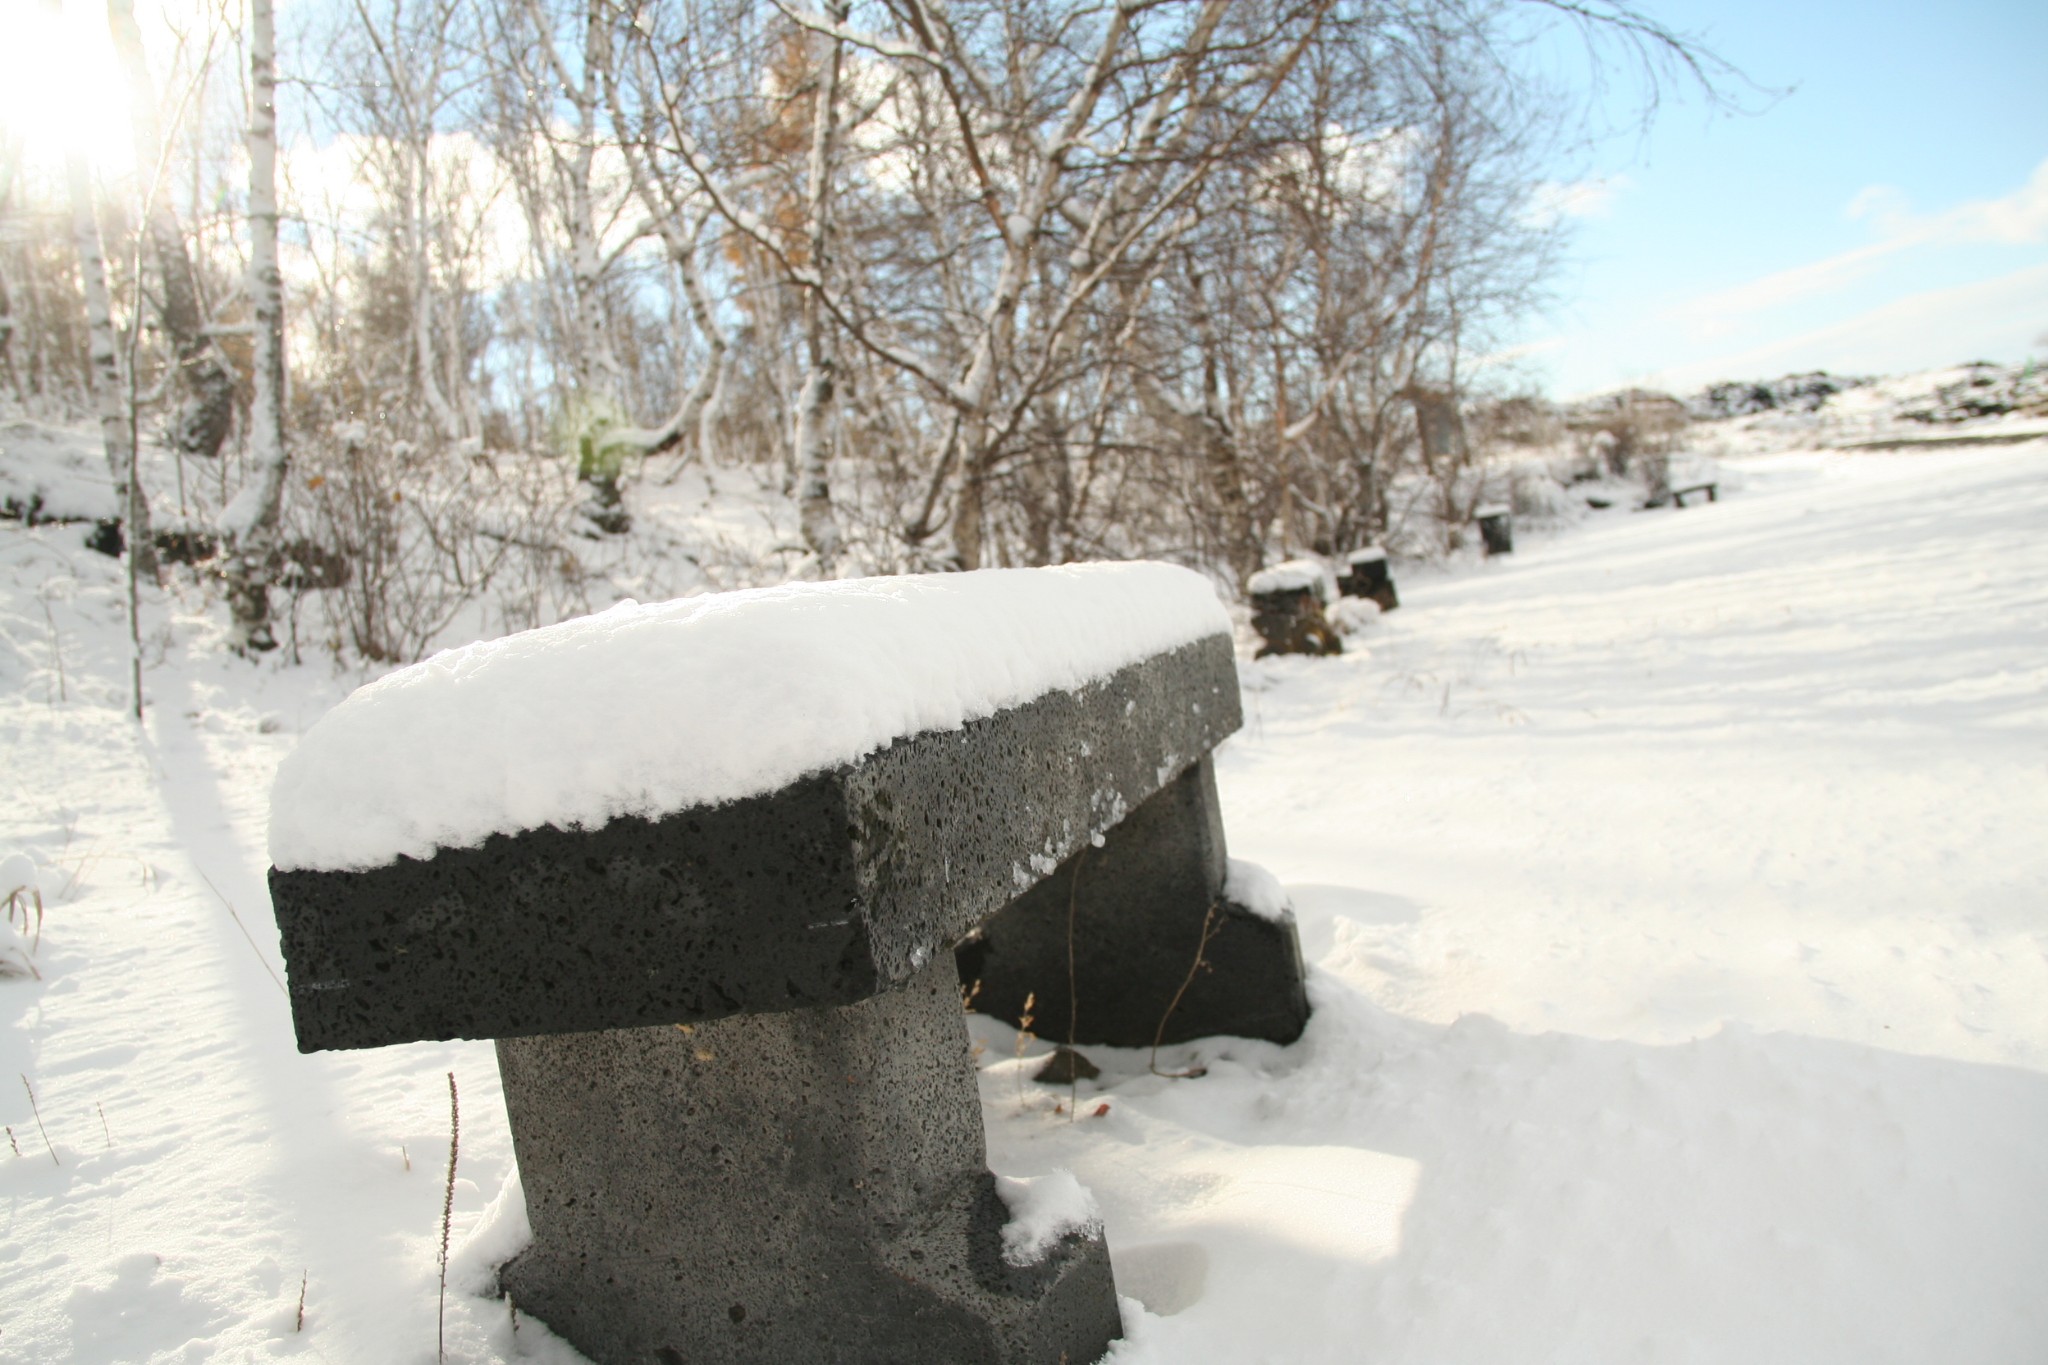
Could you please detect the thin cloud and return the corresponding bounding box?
[1525,174,1630,227]
[1672,155,2048,332]
[1647,260,2048,393]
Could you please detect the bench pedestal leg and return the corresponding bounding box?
[958,756,1311,1049]
[495,960,1121,1365]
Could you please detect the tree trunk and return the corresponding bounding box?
[65,151,153,565]
[222,0,287,653]
[794,2,846,574]
[107,0,236,462]
[951,423,990,570]
[0,257,21,403]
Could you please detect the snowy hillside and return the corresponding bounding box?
[1683,359,2048,453]
[3,438,2046,1363]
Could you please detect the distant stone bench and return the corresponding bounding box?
[1246,559,1343,657]
[1475,504,1513,556]
[266,564,1310,1365]
[1670,481,1719,507]
[1335,548,1399,612]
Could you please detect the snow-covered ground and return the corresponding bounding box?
[4,440,2045,1363]
[1686,361,2048,454]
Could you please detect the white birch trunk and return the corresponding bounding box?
[222,0,288,652]
[674,224,729,464]
[107,0,237,464]
[65,152,151,559]
[408,147,464,442]
[794,3,846,574]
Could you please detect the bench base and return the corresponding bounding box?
[1337,555,1399,612]
[959,758,1311,1049]
[495,961,1121,1365]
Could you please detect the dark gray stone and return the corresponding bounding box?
[957,758,1310,1049]
[1337,552,1399,612]
[1034,1047,1101,1085]
[269,634,1240,1053]
[1248,588,1342,658]
[497,961,1120,1365]
[1477,509,1514,556]
[263,622,1306,1365]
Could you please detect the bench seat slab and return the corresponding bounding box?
[271,635,1240,1052]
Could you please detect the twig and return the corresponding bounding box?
[439,1071,459,1363]
[1014,993,1036,1111]
[40,596,66,704]
[193,866,288,997]
[295,1269,308,1332]
[1149,903,1221,1079]
[97,1101,111,1149]
[21,1075,57,1164]
[6,1125,19,1157]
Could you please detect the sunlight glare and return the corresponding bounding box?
[0,0,146,176]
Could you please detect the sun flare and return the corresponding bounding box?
[0,0,197,179]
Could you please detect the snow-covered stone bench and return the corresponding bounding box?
[1670,480,1720,507]
[1476,504,1514,556]
[265,563,1310,1365]
[1246,559,1343,658]
[1336,547,1399,612]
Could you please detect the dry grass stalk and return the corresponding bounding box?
[1014,992,1036,1110]
[40,596,66,704]
[5,885,43,953]
[438,1071,459,1362]
[20,1075,57,1164]
[1065,850,1086,1122]
[1149,902,1221,1080]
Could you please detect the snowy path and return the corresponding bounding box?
[3,445,2045,1363]
[1000,446,2048,1364]
[0,556,547,1363]
[1223,447,2048,1066]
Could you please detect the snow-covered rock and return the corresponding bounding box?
[0,421,117,523]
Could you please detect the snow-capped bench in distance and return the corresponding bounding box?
[1336,546,1400,612]
[265,562,1311,1365]
[1476,503,1514,555]
[1245,558,1344,658]
[1670,480,1720,507]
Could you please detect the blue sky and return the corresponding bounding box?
[1511,0,2048,398]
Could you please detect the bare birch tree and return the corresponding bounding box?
[106,0,238,465]
[64,153,151,560]
[221,0,289,653]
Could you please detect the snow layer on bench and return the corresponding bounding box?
[1247,559,1335,600]
[269,561,1230,872]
